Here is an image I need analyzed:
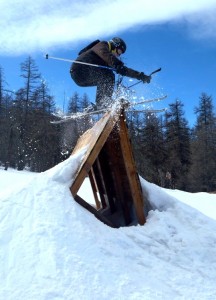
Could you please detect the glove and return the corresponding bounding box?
[138,72,151,84]
[115,65,127,76]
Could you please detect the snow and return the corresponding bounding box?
[1,151,216,300]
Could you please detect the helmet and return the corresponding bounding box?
[110,37,126,53]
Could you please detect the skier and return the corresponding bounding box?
[70,37,151,109]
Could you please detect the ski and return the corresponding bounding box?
[51,107,107,124]
[127,95,167,107]
[51,95,167,124]
[127,108,167,113]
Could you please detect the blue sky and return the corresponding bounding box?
[1,0,216,126]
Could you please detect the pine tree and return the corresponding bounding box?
[3,58,62,171]
[141,113,166,185]
[80,93,90,111]
[0,67,15,169]
[0,67,3,117]
[164,99,191,190]
[60,92,82,156]
[79,93,92,133]
[189,93,216,192]
[128,111,166,185]
[127,111,145,174]
[26,81,60,172]
[67,92,80,113]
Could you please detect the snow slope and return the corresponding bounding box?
[1,151,216,300]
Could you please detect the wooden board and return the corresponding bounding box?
[71,109,120,195]
[118,112,146,225]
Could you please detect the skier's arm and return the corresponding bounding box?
[92,41,151,83]
[116,65,151,83]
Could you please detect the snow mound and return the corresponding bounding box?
[1,155,216,299]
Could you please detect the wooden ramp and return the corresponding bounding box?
[70,101,146,228]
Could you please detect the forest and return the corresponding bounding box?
[0,56,216,193]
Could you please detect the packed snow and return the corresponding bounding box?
[1,150,216,300]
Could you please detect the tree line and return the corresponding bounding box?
[0,56,216,192]
[129,93,216,192]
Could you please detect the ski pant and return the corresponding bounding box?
[70,64,115,107]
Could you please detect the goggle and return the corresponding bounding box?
[116,48,123,56]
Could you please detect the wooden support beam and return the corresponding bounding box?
[97,149,116,214]
[88,169,101,209]
[103,131,132,225]
[118,111,146,225]
[74,194,118,228]
[92,159,107,209]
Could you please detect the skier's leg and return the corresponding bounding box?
[70,65,93,86]
[71,65,115,108]
[95,71,115,108]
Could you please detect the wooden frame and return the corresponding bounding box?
[70,103,146,227]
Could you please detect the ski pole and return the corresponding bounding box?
[45,54,115,71]
[128,68,162,88]
[150,68,161,76]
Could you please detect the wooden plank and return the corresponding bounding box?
[118,110,146,225]
[74,195,117,228]
[92,159,107,209]
[97,149,117,214]
[88,169,101,209]
[70,109,120,196]
[103,130,132,225]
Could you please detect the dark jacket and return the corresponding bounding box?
[71,41,141,80]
